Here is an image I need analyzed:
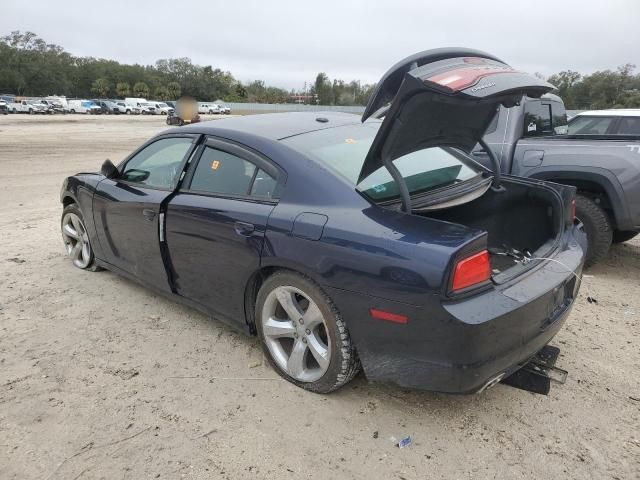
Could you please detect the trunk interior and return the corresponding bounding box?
[418,180,562,280]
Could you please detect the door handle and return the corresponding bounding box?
[234,221,255,236]
[142,208,157,221]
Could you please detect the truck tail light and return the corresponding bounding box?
[451,250,491,292]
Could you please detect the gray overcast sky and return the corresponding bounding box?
[4,0,640,90]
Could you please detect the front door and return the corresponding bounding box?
[93,135,199,291]
[165,138,281,322]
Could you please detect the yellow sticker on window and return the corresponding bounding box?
[211,160,220,170]
[345,138,356,144]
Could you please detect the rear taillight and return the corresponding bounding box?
[451,250,491,292]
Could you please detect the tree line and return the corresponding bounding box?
[548,65,640,109]
[1,31,639,108]
[0,31,375,105]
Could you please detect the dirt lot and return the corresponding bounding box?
[0,114,638,480]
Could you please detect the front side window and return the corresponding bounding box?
[120,137,193,188]
[568,116,615,135]
[282,123,480,203]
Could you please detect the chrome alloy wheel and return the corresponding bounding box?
[261,286,331,382]
[61,212,92,269]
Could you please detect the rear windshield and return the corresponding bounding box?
[282,123,480,202]
[523,100,568,136]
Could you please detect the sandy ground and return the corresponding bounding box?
[0,114,638,480]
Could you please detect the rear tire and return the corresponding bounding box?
[612,230,639,244]
[575,194,612,267]
[255,271,360,393]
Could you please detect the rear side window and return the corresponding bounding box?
[190,147,256,196]
[188,147,280,200]
[617,117,640,135]
[568,116,615,135]
[523,102,553,137]
[250,169,278,198]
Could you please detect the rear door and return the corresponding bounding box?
[93,134,199,291]
[165,137,282,322]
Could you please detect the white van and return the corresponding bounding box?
[68,99,101,114]
[125,97,147,109]
[149,102,174,115]
[125,98,157,115]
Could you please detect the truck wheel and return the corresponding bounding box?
[612,231,638,244]
[256,271,360,393]
[575,194,612,267]
[29,108,34,115]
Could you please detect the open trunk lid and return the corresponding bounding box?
[359,48,554,183]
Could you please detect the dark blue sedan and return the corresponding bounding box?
[59,49,585,393]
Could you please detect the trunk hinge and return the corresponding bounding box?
[478,138,504,191]
[383,155,412,213]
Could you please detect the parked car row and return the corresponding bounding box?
[0,95,181,116]
[0,95,232,117]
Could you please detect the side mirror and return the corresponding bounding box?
[101,159,118,179]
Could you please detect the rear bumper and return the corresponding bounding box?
[326,229,584,393]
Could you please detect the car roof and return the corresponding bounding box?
[575,109,640,117]
[176,111,365,141]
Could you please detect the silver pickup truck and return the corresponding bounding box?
[476,96,640,266]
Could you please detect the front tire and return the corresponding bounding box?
[575,194,612,267]
[61,205,101,271]
[256,271,360,393]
